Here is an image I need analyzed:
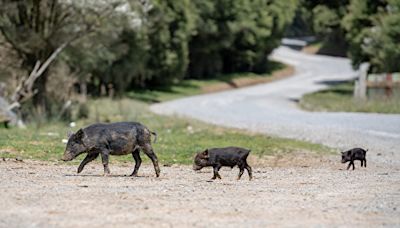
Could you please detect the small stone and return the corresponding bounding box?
[15,157,23,162]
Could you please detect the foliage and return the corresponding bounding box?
[108,0,196,89]
[343,0,400,72]
[0,0,127,117]
[291,0,349,56]
[1,0,299,120]
[188,0,297,78]
[294,0,400,71]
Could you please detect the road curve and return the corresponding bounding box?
[151,47,400,163]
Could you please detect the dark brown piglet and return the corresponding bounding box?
[193,146,252,180]
[341,148,368,170]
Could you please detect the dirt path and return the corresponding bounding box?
[1,157,399,227]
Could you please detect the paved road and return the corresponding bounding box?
[151,47,400,163]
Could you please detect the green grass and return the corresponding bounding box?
[300,81,400,114]
[0,98,331,165]
[126,61,287,103]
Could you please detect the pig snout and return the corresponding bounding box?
[62,152,74,161]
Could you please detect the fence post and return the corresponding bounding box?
[354,62,370,100]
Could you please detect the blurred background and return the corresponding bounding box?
[0,0,398,126]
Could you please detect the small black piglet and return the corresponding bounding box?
[341,148,368,170]
[193,146,252,180]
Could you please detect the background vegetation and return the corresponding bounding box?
[1,0,398,122]
[0,0,297,120]
[288,0,400,73]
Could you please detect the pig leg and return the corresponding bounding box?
[351,161,355,170]
[212,165,221,180]
[130,148,142,176]
[237,167,244,180]
[142,144,160,177]
[364,159,367,167]
[237,162,246,180]
[77,153,99,173]
[361,160,364,167]
[245,164,253,180]
[347,162,352,170]
[100,152,111,175]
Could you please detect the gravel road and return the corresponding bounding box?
[151,47,400,166]
[1,158,399,227]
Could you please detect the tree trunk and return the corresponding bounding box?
[80,81,87,102]
[32,70,49,116]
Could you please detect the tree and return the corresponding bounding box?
[0,0,123,116]
[188,0,297,78]
[343,0,400,72]
[94,0,196,90]
[293,0,349,56]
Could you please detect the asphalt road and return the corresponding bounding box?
[151,46,400,164]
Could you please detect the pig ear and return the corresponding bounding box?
[75,129,85,140]
[202,149,209,158]
[67,130,74,138]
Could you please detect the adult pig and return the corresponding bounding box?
[62,122,160,177]
[193,146,252,180]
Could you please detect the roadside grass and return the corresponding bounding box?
[0,98,332,165]
[126,61,293,103]
[300,81,400,114]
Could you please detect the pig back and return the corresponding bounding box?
[84,122,144,155]
[208,147,250,166]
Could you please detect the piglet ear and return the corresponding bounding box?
[202,149,209,158]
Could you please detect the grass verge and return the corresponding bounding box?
[300,81,400,114]
[0,98,332,165]
[126,61,293,103]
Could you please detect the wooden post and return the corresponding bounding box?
[354,62,369,100]
[385,73,393,98]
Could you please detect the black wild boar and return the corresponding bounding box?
[62,122,160,177]
[341,148,368,170]
[193,147,252,180]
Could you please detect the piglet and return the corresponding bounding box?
[341,148,368,170]
[193,147,252,180]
